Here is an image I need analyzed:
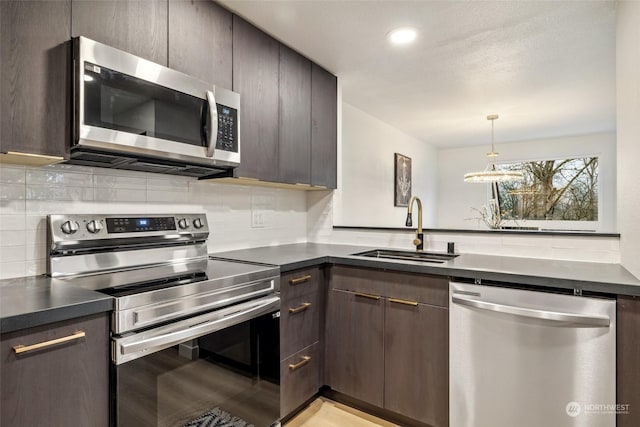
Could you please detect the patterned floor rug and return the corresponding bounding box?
[183,407,255,427]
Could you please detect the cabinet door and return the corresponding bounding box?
[168,0,232,88]
[278,45,311,185]
[281,342,322,418]
[384,300,449,427]
[0,0,70,159]
[310,63,337,189]
[72,0,168,65]
[232,16,279,182]
[280,288,321,361]
[1,313,109,426]
[325,289,384,407]
[617,295,640,427]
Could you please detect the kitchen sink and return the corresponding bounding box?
[352,249,459,264]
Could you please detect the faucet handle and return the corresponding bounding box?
[413,237,422,246]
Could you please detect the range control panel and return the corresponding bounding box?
[106,216,177,233]
[48,213,208,243]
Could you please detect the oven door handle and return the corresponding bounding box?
[206,90,218,158]
[115,295,280,364]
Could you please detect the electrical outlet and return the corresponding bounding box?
[252,210,265,228]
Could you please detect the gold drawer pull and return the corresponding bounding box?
[289,356,311,371]
[289,302,312,314]
[289,274,312,285]
[389,298,419,306]
[354,292,381,301]
[13,330,86,354]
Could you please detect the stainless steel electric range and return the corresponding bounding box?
[47,213,281,427]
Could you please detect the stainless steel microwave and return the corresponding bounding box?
[70,37,240,177]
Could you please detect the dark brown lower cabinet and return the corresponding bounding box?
[325,289,384,407]
[0,313,110,426]
[326,267,449,427]
[385,300,449,427]
[280,289,321,360]
[279,267,326,419]
[281,342,322,417]
[617,295,640,427]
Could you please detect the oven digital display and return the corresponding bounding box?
[106,217,176,233]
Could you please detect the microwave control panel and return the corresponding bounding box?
[216,104,238,153]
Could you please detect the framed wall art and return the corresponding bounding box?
[394,153,412,207]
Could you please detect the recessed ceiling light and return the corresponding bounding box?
[388,27,417,45]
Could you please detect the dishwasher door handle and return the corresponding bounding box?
[451,295,610,327]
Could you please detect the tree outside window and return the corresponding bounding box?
[497,157,599,222]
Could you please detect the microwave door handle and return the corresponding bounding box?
[206,90,218,158]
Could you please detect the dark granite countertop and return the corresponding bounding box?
[3,243,639,334]
[0,275,113,334]
[211,243,640,296]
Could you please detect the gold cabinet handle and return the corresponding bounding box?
[289,274,312,285]
[12,330,86,354]
[354,292,381,301]
[289,356,311,371]
[289,302,311,314]
[389,298,419,306]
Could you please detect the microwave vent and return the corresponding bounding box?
[70,151,130,167]
[117,161,179,174]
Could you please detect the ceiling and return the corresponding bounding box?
[219,0,616,148]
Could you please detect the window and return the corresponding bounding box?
[496,157,599,222]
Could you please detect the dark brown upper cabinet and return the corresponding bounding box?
[311,64,338,189]
[0,0,70,162]
[278,45,312,185]
[168,0,232,88]
[72,0,168,65]
[232,15,280,182]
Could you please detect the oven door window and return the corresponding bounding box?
[114,312,280,427]
[83,62,207,147]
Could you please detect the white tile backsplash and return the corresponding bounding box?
[0,163,622,280]
[0,164,308,279]
[0,166,26,184]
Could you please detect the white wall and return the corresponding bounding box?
[436,132,617,231]
[334,103,439,227]
[305,103,620,263]
[616,1,640,278]
[0,163,307,280]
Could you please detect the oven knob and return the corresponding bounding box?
[86,220,104,234]
[61,220,79,235]
[193,218,204,229]
[177,218,190,229]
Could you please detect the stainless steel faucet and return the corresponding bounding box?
[405,196,424,251]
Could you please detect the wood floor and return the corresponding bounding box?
[285,398,399,427]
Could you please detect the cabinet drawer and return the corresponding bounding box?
[280,342,322,418]
[1,313,109,427]
[280,289,321,360]
[331,265,449,307]
[281,267,322,301]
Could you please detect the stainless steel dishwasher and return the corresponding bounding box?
[450,281,616,427]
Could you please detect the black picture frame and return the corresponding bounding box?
[394,153,412,207]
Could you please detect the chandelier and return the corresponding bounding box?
[464,115,524,183]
